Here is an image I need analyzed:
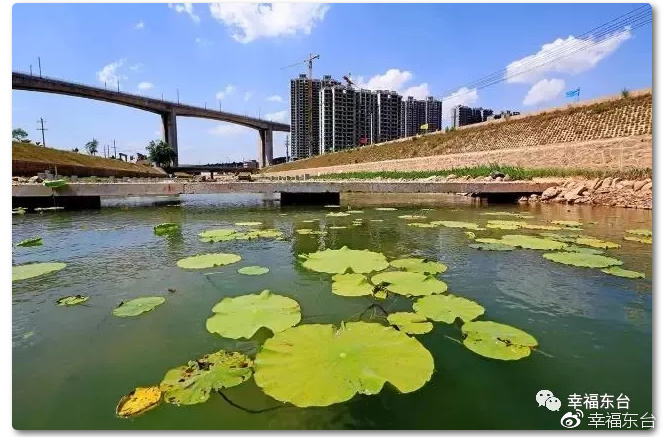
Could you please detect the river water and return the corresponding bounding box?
[12,194,652,430]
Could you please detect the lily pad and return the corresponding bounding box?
[370,219,384,222]
[206,290,301,339]
[243,229,284,239]
[481,212,534,219]
[238,266,269,275]
[12,207,26,215]
[254,322,434,407]
[414,294,484,324]
[485,223,520,230]
[389,258,447,275]
[43,179,68,188]
[177,253,242,269]
[16,237,43,247]
[296,229,326,235]
[370,271,447,296]
[431,220,481,230]
[465,231,476,239]
[551,220,583,227]
[539,232,584,243]
[160,350,253,405]
[575,237,621,249]
[301,219,318,223]
[624,235,652,244]
[12,262,66,282]
[469,242,515,251]
[563,245,604,255]
[55,295,89,306]
[498,234,568,250]
[407,223,438,228]
[626,229,652,237]
[331,273,375,297]
[347,210,364,214]
[235,222,262,226]
[601,266,645,279]
[154,223,180,236]
[113,297,165,317]
[116,386,162,418]
[375,207,397,211]
[299,246,389,274]
[199,228,238,242]
[324,204,340,208]
[327,212,350,217]
[461,321,538,361]
[486,220,561,231]
[328,226,347,229]
[398,215,427,220]
[387,312,433,335]
[542,252,623,268]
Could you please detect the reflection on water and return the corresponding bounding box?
[12,194,652,430]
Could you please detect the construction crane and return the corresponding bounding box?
[342,73,355,89]
[281,53,320,158]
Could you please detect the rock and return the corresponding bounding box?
[589,178,601,190]
[563,185,587,202]
[423,175,437,181]
[517,196,528,203]
[611,178,622,188]
[600,177,613,189]
[640,182,652,192]
[483,176,493,181]
[446,174,457,180]
[12,176,19,182]
[574,197,590,204]
[633,180,648,191]
[503,175,512,181]
[490,170,505,179]
[618,180,634,189]
[495,176,504,182]
[29,175,43,183]
[541,186,562,200]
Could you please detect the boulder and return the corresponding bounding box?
[633,180,648,191]
[618,180,634,190]
[495,176,504,182]
[446,174,457,180]
[600,177,613,189]
[611,178,622,188]
[563,185,587,202]
[503,175,512,181]
[541,186,562,200]
[490,170,505,179]
[640,182,653,192]
[590,178,602,190]
[29,175,43,183]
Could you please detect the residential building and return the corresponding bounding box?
[401,96,426,137]
[319,84,357,154]
[424,96,443,132]
[452,105,495,128]
[355,88,378,146]
[376,90,402,143]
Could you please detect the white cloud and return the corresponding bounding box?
[134,20,145,30]
[267,95,283,103]
[137,82,154,91]
[96,59,128,85]
[441,87,479,117]
[402,83,430,100]
[355,69,413,92]
[168,3,200,23]
[506,27,632,84]
[215,85,235,100]
[209,3,329,43]
[522,78,565,106]
[244,91,253,102]
[265,110,287,122]
[208,124,247,136]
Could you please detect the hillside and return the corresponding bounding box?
[12,142,166,178]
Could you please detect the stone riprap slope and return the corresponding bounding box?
[265,90,652,175]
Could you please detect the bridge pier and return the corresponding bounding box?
[161,110,179,166]
[258,128,273,168]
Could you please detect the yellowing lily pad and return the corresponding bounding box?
[387,312,433,335]
[413,294,484,324]
[347,210,364,214]
[542,252,622,268]
[431,220,481,230]
[465,231,476,239]
[12,262,66,282]
[116,386,162,418]
[16,237,43,247]
[238,266,269,275]
[327,212,350,217]
[235,222,262,226]
[375,207,397,211]
[177,253,242,269]
[328,226,347,230]
[389,258,447,274]
[461,321,538,361]
[55,295,89,306]
[296,229,326,235]
[154,223,180,236]
[254,322,434,407]
[160,350,253,405]
[626,229,652,237]
[469,242,515,251]
[113,297,165,317]
[575,237,621,249]
[299,246,389,274]
[206,290,301,339]
[624,235,652,244]
[370,271,447,296]
[331,273,375,297]
[601,266,645,279]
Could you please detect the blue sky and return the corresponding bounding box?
[12,3,652,164]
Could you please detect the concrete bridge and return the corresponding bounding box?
[12,72,290,167]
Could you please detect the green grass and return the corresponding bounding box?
[309,164,652,181]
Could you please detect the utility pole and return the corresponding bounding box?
[38,56,42,77]
[285,135,290,162]
[37,118,47,147]
[176,89,180,104]
[117,78,120,92]
[113,140,117,158]
[30,64,32,76]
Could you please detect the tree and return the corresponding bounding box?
[85,139,99,156]
[12,128,28,141]
[72,147,79,153]
[146,140,176,167]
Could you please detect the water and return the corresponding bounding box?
[12,194,652,430]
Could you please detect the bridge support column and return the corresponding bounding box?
[258,128,273,168]
[161,110,179,166]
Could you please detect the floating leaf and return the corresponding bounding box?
[481,212,534,219]
[624,235,652,245]
[327,212,350,217]
[301,219,318,223]
[206,290,301,339]
[177,253,242,269]
[199,228,237,242]
[254,322,434,407]
[398,215,427,220]
[238,266,269,276]
[160,350,253,405]
[575,237,620,249]
[601,266,645,279]
[485,223,520,230]
[370,219,384,222]
[542,252,622,268]
[331,273,375,297]
[373,288,387,300]
[389,258,447,274]
[154,223,180,236]
[486,220,561,231]
[551,220,583,227]
[243,229,284,239]
[296,229,326,235]
[539,232,584,243]
[370,271,447,296]
[461,321,538,361]
[328,226,347,229]
[498,235,568,250]
[12,207,26,215]
[465,231,476,240]
[116,386,162,418]
[408,223,437,228]
[414,294,484,324]
[113,297,165,317]
[347,210,364,214]
[12,262,66,282]
[375,207,397,211]
[16,237,43,247]
[626,229,652,237]
[563,245,604,255]
[469,242,515,251]
[43,179,68,188]
[55,295,89,306]
[431,220,481,230]
[387,312,433,335]
[235,222,262,226]
[300,246,389,274]
[324,205,340,208]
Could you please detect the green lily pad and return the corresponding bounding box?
[370,219,384,222]
[235,222,262,226]
[539,232,584,243]
[327,212,350,217]
[17,237,43,247]
[160,350,253,405]
[461,321,538,361]
[486,220,561,231]
[43,179,68,188]
[552,220,583,227]
[154,223,180,236]
[626,229,652,237]
[624,235,652,244]
[331,273,375,297]
[296,229,326,235]
[498,234,568,250]
[254,322,434,407]
[113,297,165,317]
[328,226,347,230]
[414,294,484,324]
[398,215,427,220]
[12,262,66,282]
[518,223,563,231]
[375,207,397,211]
[387,312,433,335]
[542,252,623,268]
[485,223,520,230]
[301,219,319,223]
[601,266,645,279]
[408,222,438,228]
[389,258,447,274]
[347,210,364,214]
[431,220,481,230]
[481,212,534,219]
[469,242,515,251]
[177,253,242,269]
[563,245,604,255]
[299,246,389,274]
[238,266,269,276]
[199,228,238,242]
[206,290,301,339]
[243,229,284,239]
[55,295,89,306]
[575,237,621,249]
[370,271,447,296]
